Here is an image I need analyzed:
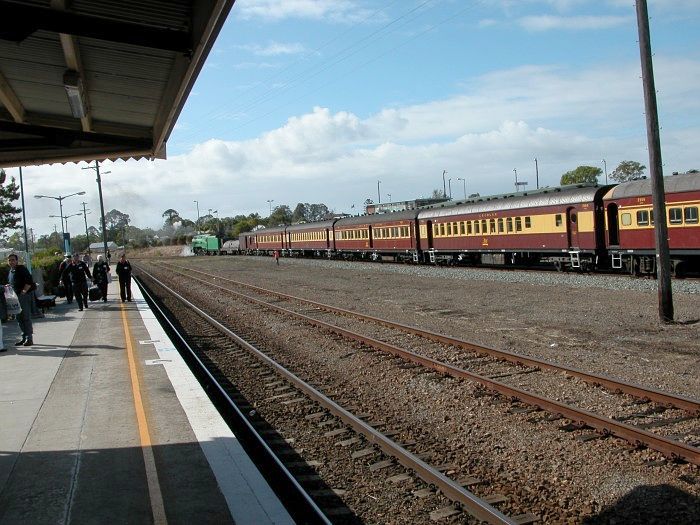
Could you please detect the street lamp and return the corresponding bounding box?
[193,200,200,226]
[448,178,452,199]
[377,181,381,204]
[49,212,82,236]
[387,193,392,202]
[514,168,528,192]
[442,170,447,198]
[457,177,466,200]
[266,199,274,216]
[35,190,86,253]
[602,159,608,185]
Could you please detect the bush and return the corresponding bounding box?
[32,250,64,294]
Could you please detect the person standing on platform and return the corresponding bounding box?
[7,253,34,346]
[106,249,111,263]
[115,254,133,302]
[92,255,110,302]
[58,253,74,303]
[62,253,91,311]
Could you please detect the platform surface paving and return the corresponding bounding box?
[0,280,293,524]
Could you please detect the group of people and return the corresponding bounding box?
[0,252,133,352]
[58,252,133,310]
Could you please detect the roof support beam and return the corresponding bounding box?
[0,120,152,148]
[51,0,92,132]
[0,69,25,123]
[0,1,192,53]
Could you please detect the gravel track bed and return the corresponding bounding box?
[139,261,699,524]
[162,263,699,446]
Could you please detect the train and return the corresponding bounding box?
[234,171,699,277]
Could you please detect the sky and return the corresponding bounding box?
[16,0,700,237]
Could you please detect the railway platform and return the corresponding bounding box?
[0,280,293,524]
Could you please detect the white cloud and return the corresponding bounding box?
[237,41,306,56]
[236,0,372,23]
[519,14,632,31]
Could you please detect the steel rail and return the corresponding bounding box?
[137,267,518,524]
[154,262,700,465]
[133,275,332,525]
[161,262,700,415]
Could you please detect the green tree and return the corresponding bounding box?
[610,160,646,182]
[162,208,181,225]
[0,170,22,238]
[268,205,292,226]
[292,203,307,223]
[560,166,602,185]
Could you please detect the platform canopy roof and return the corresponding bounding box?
[0,0,234,168]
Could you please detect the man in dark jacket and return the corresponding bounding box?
[58,253,73,303]
[61,253,92,311]
[115,254,133,302]
[92,255,110,302]
[7,253,34,346]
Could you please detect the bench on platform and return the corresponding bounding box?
[36,295,57,313]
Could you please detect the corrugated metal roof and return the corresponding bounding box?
[336,209,420,227]
[604,172,700,200]
[287,220,337,232]
[418,185,605,220]
[0,0,235,167]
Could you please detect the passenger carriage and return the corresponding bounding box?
[417,185,610,270]
[334,210,420,261]
[286,220,337,257]
[604,172,700,276]
[246,226,286,255]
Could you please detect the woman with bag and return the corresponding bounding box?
[92,255,110,302]
[7,253,34,346]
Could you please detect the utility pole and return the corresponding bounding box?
[82,160,110,259]
[18,167,31,272]
[377,181,381,204]
[636,0,673,322]
[81,202,90,249]
[442,170,447,198]
[534,158,539,189]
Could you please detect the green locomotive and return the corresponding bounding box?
[191,234,221,255]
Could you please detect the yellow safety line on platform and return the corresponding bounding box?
[121,304,168,525]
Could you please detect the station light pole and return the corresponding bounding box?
[457,177,466,200]
[35,190,86,254]
[442,170,447,198]
[193,200,200,227]
[266,199,274,217]
[602,159,608,185]
[81,202,91,248]
[534,158,540,189]
[377,181,381,204]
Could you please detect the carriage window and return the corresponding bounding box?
[402,226,409,237]
[393,227,399,237]
[525,216,531,228]
[669,207,683,224]
[474,221,479,234]
[440,223,445,236]
[684,207,698,224]
[447,223,452,236]
[452,222,458,235]
[467,221,472,234]
[506,218,513,232]
[515,217,522,231]
[433,224,438,236]
[636,210,649,226]
[460,222,465,235]
[621,213,632,226]
[497,218,504,233]
[481,220,487,233]
[489,219,496,233]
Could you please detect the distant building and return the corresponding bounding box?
[88,241,120,254]
[366,197,450,215]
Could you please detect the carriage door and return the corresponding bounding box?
[566,207,579,248]
[425,221,434,249]
[606,203,620,246]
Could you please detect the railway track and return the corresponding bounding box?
[136,268,533,524]
[154,261,700,466]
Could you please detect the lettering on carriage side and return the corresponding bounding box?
[481,237,489,246]
[637,197,647,204]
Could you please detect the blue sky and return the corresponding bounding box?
[22,0,700,235]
